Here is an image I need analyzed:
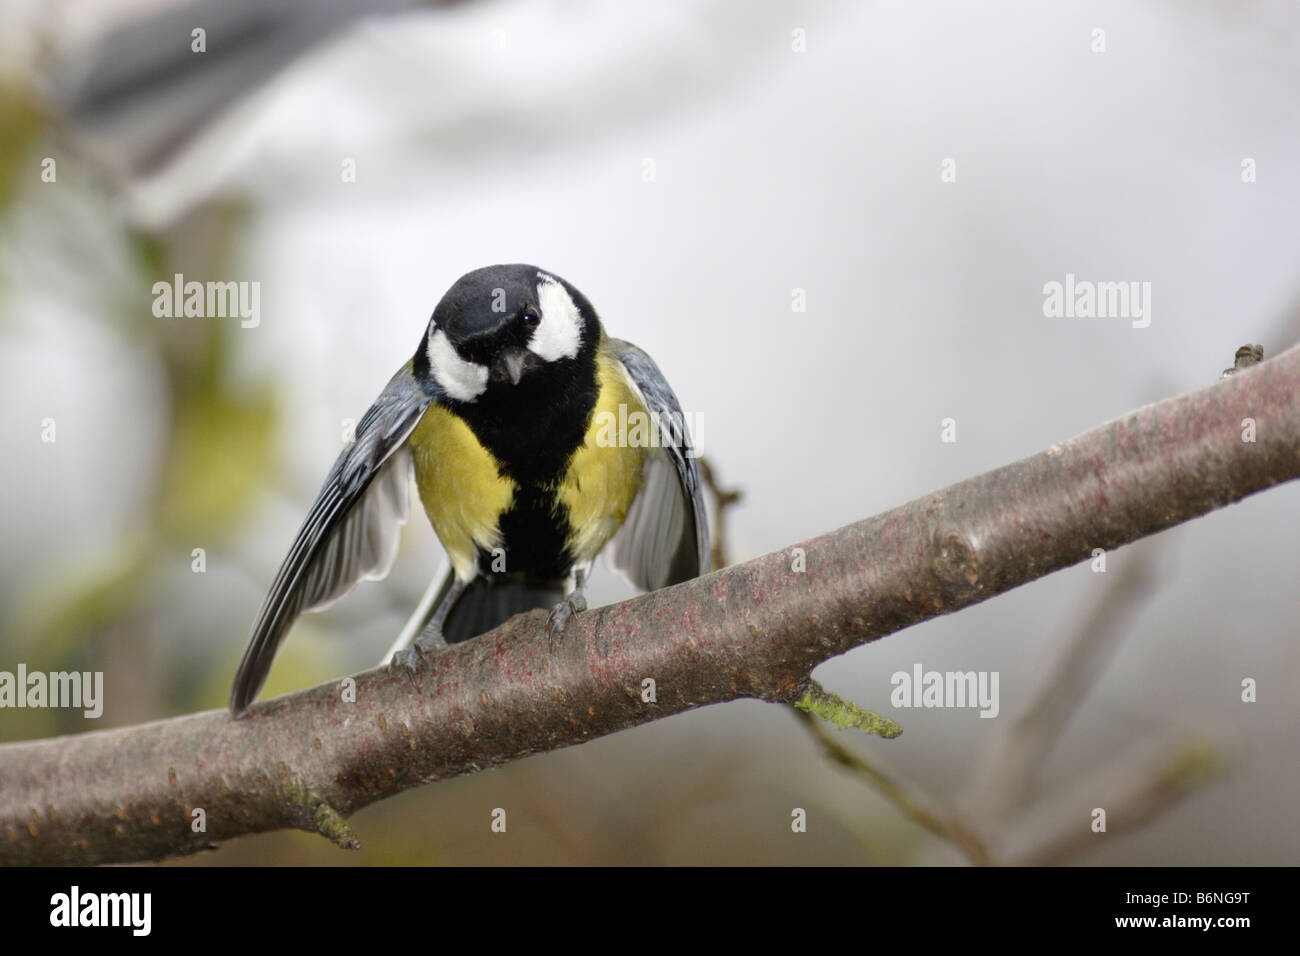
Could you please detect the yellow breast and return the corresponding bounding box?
[407,404,516,580]
[558,348,649,565]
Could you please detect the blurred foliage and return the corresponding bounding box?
[20,536,150,661]
[0,80,43,214]
[5,154,282,729]
[158,383,278,540]
[143,215,281,541]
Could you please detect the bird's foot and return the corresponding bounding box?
[546,591,587,651]
[389,625,449,688]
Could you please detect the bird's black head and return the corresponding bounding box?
[414,264,601,404]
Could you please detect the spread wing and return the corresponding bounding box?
[605,339,710,591]
[229,362,432,715]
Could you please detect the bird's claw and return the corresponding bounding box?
[546,592,587,651]
[389,647,422,682]
[388,627,448,690]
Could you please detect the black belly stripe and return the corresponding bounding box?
[478,484,573,583]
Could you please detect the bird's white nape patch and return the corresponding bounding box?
[426,327,488,401]
[532,272,583,361]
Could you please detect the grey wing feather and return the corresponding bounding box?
[292,446,412,612]
[606,339,710,591]
[229,363,430,714]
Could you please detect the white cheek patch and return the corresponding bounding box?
[426,327,488,401]
[532,272,583,361]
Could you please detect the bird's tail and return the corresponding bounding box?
[382,566,562,663]
[443,574,564,643]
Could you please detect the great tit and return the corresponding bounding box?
[229,264,709,715]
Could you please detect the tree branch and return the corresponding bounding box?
[2,344,1297,865]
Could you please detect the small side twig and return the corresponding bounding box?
[283,778,361,850]
[699,456,742,572]
[794,708,993,866]
[793,680,902,738]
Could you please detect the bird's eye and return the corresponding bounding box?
[522,311,540,329]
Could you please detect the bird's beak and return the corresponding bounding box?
[493,347,532,386]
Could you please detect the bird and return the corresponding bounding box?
[229,264,709,715]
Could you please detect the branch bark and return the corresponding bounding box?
[2,344,1297,865]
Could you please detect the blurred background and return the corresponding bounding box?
[0,0,1297,865]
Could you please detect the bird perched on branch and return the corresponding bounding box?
[229,264,709,715]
